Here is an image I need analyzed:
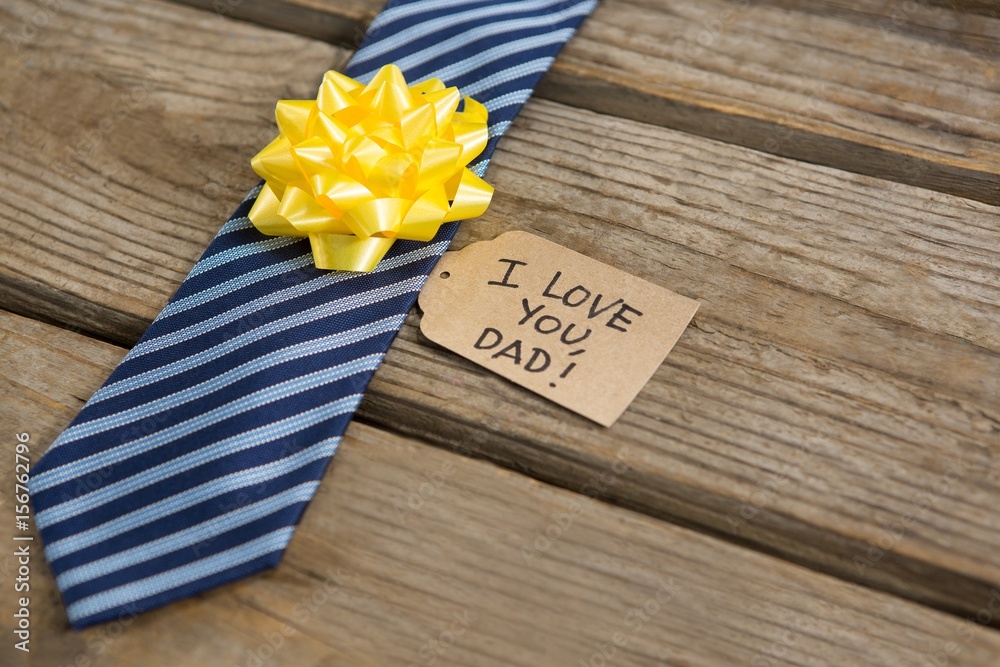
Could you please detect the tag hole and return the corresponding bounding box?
[439,271,451,279]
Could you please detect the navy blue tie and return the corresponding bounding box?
[30,0,597,629]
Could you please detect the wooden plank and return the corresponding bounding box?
[156,0,1000,204]
[2,0,999,620]
[358,99,1000,620]
[750,0,1000,49]
[4,311,1000,667]
[544,0,1000,203]
[0,0,348,344]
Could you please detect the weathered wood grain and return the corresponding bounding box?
[4,310,1000,667]
[0,0,347,344]
[360,99,1000,621]
[172,0,379,45]
[158,0,1000,204]
[752,0,1000,53]
[3,0,999,622]
[533,0,1000,205]
[876,0,1000,18]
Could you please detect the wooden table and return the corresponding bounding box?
[2,0,999,664]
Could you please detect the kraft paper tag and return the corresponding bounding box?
[418,231,700,426]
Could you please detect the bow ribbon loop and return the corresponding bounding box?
[249,64,494,272]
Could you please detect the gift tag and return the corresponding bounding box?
[418,231,700,426]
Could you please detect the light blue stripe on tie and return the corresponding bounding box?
[36,395,362,528]
[488,121,511,139]
[368,0,474,32]
[35,355,381,492]
[461,57,554,97]
[121,273,421,365]
[355,3,595,79]
[55,315,406,448]
[83,275,425,408]
[470,159,490,177]
[217,216,254,236]
[43,436,341,561]
[56,482,320,590]
[486,89,535,113]
[160,254,314,320]
[126,240,445,360]
[421,30,572,86]
[187,235,303,279]
[66,527,297,624]
[241,184,263,204]
[351,0,569,68]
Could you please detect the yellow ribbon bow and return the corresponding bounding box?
[248,64,494,272]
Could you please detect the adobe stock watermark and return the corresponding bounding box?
[393,457,456,526]
[55,604,140,667]
[877,0,929,42]
[200,126,276,200]
[406,608,477,667]
[521,448,630,564]
[236,568,352,667]
[190,433,320,558]
[52,64,163,175]
[52,412,171,507]
[682,0,751,62]
[727,436,820,534]
[392,434,484,526]
[12,432,33,654]
[853,460,966,578]
[750,615,808,667]
[0,0,62,64]
[923,589,1000,666]
[210,0,246,19]
[578,577,681,667]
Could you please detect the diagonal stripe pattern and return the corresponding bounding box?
[30,0,597,628]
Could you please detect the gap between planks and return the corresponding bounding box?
[169,0,1000,204]
[3,309,1000,667]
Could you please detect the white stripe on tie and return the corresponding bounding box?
[356,3,597,80]
[187,235,302,279]
[43,436,340,561]
[125,241,443,360]
[36,396,362,528]
[54,316,404,448]
[461,58,555,96]
[368,0,480,33]
[35,358,378,492]
[56,482,320,590]
[159,254,314,320]
[67,527,297,624]
[420,30,573,86]
[352,0,570,68]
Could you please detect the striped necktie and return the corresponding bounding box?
[30,0,597,629]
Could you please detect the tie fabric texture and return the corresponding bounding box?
[30,0,598,629]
